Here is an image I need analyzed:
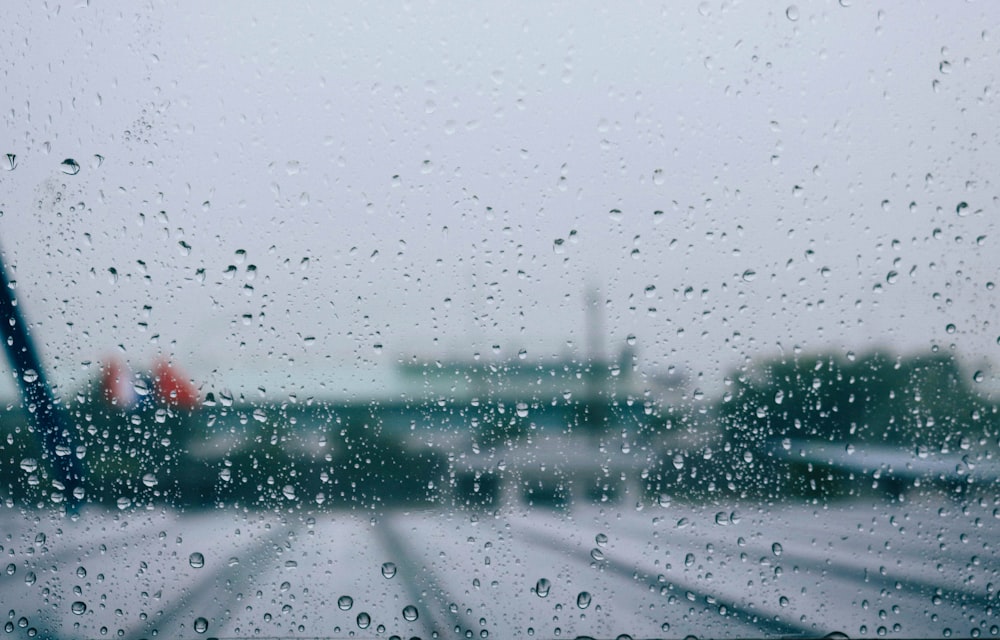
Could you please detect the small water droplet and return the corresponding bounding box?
[76,566,87,578]
[71,601,87,615]
[785,5,799,21]
[3,154,15,171]
[535,578,551,597]
[193,617,208,633]
[189,552,205,569]
[22,369,38,383]
[576,591,592,609]
[338,595,353,610]
[956,201,969,216]
[973,370,984,383]
[772,542,783,556]
[945,323,956,334]
[595,533,608,547]
[24,571,36,585]
[141,473,158,488]
[715,512,729,526]
[402,605,419,621]
[381,562,397,579]
[742,269,757,282]
[60,159,80,175]
[20,458,38,473]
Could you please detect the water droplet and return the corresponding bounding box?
[772,542,783,556]
[715,512,730,526]
[672,453,684,470]
[4,563,14,576]
[945,323,956,334]
[116,497,132,510]
[595,533,608,547]
[356,612,371,629]
[189,552,205,569]
[71,601,86,615]
[956,201,969,216]
[3,154,15,171]
[515,402,529,418]
[24,571,36,585]
[381,562,397,579]
[535,578,551,597]
[779,595,790,607]
[402,605,419,621]
[973,370,984,383]
[338,595,353,610]
[141,473,158,488]
[576,591,592,609]
[282,485,296,500]
[76,566,87,578]
[20,458,38,473]
[193,617,209,634]
[785,5,799,21]
[886,271,898,284]
[742,269,757,282]
[590,547,605,561]
[60,159,80,175]
[22,369,38,383]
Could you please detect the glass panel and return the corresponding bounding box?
[0,2,996,638]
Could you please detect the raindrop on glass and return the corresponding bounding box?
[193,617,209,634]
[71,601,87,615]
[402,605,419,622]
[356,612,371,629]
[381,562,397,579]
[535,578,551,598]
[60,159,80,175]
[338,595,353,610]
[189,552,205,569]
[576,591,592,609]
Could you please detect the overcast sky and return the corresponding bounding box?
[1,0,997,400]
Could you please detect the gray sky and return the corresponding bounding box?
[1,0,997,400]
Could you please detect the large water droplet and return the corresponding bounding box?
[338,595,353,610]
[356,612,371,629]
[576,591,592,609]
[193,617,209,634]
[402,605,419,622]
[141,473,158,488]
[71,601,87,615]
[60,159,80,175]
[189,552,205,569]
[381,562,397,579]
[20,458,38,473]
[535,578,551,597]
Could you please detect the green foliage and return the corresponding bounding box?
[719,350,996,450]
